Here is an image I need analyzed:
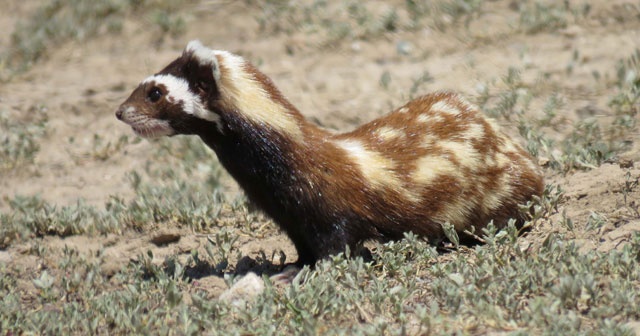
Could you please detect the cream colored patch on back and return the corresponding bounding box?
[485,118,504,136]
[417,114,429,123]
[422,133,436,148]
[398,107,409,113]
[439,140,481,170]
[411,155,461,186]
[480,172,514,214]
[375,126,405,142]
[499,136,518,153]
[431,100,462,115]
[454,94,477,113]
[495,152,510,168]
[216,51,304,142]
[336,139,398,187]
[416,113,444,124]
[525,155,542,177]
[463,123,485,140]
[336,139,420,202]
[434,197,476,231]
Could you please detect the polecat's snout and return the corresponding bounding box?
[115,106,124,120]
[115,103,175,138]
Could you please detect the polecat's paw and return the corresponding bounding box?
[269,265,302,285]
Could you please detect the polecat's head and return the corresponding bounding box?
[115,40,225,138]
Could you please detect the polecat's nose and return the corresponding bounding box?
[115,106,124,120]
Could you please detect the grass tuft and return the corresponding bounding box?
[1,1,639,334]
[1,0,194,79]
[251,1,484,49]
[0,106,48,172]
[478,50,639,172]
[0,136,228,248]
[518,1,590,34]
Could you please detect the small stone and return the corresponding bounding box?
[219,272,265,306]
[150,232,181,246]
[0,250,11,264]
[101,260,122,277]
[538,157,550,167]
[396,41,413,56]
[624,320,640,335]
[619,159,634,169]
[559,25,582,38]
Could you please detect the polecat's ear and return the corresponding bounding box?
[183,40,222,96]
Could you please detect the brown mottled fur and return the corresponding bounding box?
[116,41,544,266]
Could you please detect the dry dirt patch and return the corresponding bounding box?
[0,0,639,334]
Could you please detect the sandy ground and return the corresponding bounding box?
[0,1,639,298]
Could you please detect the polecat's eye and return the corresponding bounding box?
[148,87,163,103]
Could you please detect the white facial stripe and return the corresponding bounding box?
[120,106,137,119]
[143,74,223,132]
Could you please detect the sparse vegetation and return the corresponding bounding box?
[477,50,639,173]
[252,1,403,47]
[1,0,640,335]
[517,1,590,34]
[87,134,134,161]
[251,0,486,48]
[0,106,48,172]
[0,0,194,78]
[1,225,639,334]
[0,137,230,248]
